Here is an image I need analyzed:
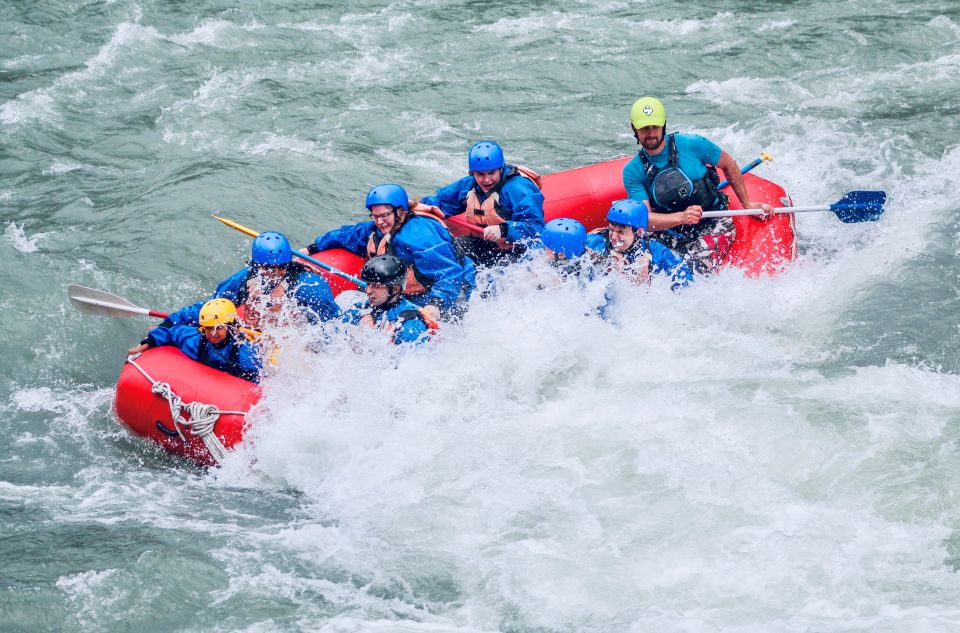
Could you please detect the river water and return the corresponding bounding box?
[2,1,960,631]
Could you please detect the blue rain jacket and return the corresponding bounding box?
[164,264,340,327]
[341,296,430,346]
[312,215,475,313]
[147,325,261,383]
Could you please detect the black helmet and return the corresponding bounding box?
[361,255,406,288]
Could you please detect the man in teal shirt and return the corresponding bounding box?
[622,96,771,274]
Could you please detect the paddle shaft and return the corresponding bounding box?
[445,214,485,235]
[717,151,772,190]
[296,250,366,290]
[213,215,367,289]
[703,191,886,219]
[74,295,169,318]
[702,206,826,218]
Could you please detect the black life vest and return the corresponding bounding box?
[637,134,729,215]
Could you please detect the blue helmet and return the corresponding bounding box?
[468,141,505,172]
[541,218,587,258]
[607,199,649,230]
[365,183,409,212]
[251,231,292,266]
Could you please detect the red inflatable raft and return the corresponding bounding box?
[114,157,796,466]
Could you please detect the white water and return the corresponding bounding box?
[4,1,960,630]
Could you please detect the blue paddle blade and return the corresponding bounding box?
[831,190,886,223]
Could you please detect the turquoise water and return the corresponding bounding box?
[3,1,960,631]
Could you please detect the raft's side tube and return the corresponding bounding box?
[725,174,796,277]
[301,247,365,297]
[542,157,633,228]
[114,346,261,466]
[538,157,795,276]
[333,158,795,277]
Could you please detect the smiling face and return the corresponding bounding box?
[369,203,399,233]
[472,168,502,194]
[607,222,637,253]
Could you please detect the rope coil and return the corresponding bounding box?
[125,354,248,465]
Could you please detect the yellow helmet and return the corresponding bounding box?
[198,298,238,327]
[630,96,667,128]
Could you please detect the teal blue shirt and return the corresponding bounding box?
[622,133,723,204]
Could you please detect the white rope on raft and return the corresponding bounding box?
[125,354,249,465]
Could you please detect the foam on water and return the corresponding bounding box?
[686,77,815,107]
[0,20,160,127]
[205,232,957,631]
[239,133,323,158]
[42,159,84,175]
[0,90,57,127]
[3,1,960,631]
[375,148,464,183]
[4,222,42,253]
[172,103,960,629]
[757,19,796,32]
[167,18,254,48]
[929,15,960,35]
[475,13,577,38]
[631,12,734,37]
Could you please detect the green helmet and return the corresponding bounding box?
[630,96,667,128]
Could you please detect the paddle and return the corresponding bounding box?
[213,215,367,289]
[701,190,887,223]
[68,284,169,319]
[717,151,773,190]
[69,284,263,340]
[445,214,485,235]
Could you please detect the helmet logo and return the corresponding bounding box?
[643,105,653,116]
